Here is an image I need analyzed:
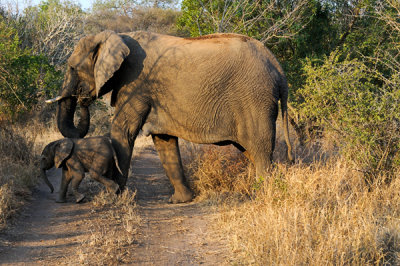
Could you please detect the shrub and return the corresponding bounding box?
[0,18,62,120]
[184,144,255,202]
[87,3,181,35]
[295,53,400,178]
[0,125,40,229]
[19,0,85,66]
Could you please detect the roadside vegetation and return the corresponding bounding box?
[76,188,140,265]
[1,0,400,264]
[185,133,400,264]
[0,125,39,229]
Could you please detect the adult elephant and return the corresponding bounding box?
[47,30,293,203]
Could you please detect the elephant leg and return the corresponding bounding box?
[56,169,71,203]
[239,108,277,180]
[254,153,273,180]
[113,168,127,191]
[111,100,151,189]
[89,170,120,194]
[254,116,277,179]
[71,172,85,203]
[152,134,194,203]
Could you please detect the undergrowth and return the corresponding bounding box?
[219,160,400,265]
[0,125,40,230]
[184,138,400,265]
[184,145,255,203]
[76,189,141,265]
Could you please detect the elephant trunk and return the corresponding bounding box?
[41,169,54,193]
[57,97,90,138]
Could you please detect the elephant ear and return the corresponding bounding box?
[54,139,74,168]
[94,31,130,98]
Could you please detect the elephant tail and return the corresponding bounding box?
[280,84,294,163]
[108,138,124,176]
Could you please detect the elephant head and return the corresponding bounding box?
[47,31,130,138]
[40,139,74,193]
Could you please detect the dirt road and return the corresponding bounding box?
[0,140,229,265]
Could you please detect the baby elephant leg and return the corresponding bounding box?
[56,169,71,203]
[71,172,85,203]
[59,162,85,203]
[89,170,120,194]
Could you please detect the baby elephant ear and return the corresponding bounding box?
[54,139,74,168]
[94,31,130,98]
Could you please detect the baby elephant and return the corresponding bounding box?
[40,136,122,203]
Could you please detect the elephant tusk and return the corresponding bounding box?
[45,96,63,104]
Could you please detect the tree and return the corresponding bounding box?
[19,0,86,67]
[0,18,62,119]
[371,0,400,87]
[140,0,180,8]
[86,0,181,35]
[178,0,312,43]
[291,0,400,175]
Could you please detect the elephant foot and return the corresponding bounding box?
[116,179,127,192]
[169,187,194,204]
[106,182,121,194]
[56,197,66,203]
[75,193,86,203]
[118,183,125,192]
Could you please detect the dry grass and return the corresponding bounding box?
[72,133,150,265]
[183,144,255,203]
[0,125,41,229]
[76,189,141,265]
[218,160,400,265]
[184,132,400,265]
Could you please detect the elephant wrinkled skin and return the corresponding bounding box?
[50,30,293,203]
[40,136,121,203]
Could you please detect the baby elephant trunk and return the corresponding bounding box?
[41,169,54,193]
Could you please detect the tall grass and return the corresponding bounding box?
[76,189,141,265]
[184,145,255,202]
[185,140,400,265]
[0,124,40,229]
[220,161,400,265]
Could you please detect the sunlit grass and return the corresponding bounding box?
[184,137,400,265]
[76,189,141,264]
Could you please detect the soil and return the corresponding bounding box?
[0,141,230,265]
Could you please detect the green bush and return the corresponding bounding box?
[0,19,62,120]
[296,52,400,177]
